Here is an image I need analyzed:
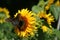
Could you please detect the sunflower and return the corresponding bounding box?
[14,9,37,37]
[46,13,54,24]
[55,0,60,6]
[0,7,10,23]
[37,11,46,18]
[41,25,48,32]
[45,0,54,10]
[48,0,54,4]
[41,25,53,34]
[38,11,54,25]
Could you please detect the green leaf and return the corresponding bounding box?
[22,37,28,40]
[3,22,13,31]
[54,29,60,39]
[50,5,60,20]
[32,5,43,13]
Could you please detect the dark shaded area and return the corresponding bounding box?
[0,0,39,17]
[52,20,58,28]
[38,28,45,40]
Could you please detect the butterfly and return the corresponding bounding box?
[6,14,24,30]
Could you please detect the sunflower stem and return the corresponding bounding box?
[55,14,60,40]
[57,15,60,30]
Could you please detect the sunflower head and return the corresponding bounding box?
[41,25,53,34]
[38,11,54,25]
[38,11,46,18]
[14,9,37,37]
[46,13,54,24]
[41,25,48,32]
[55,0,60,6]
[45,0,54,10]
[45,5,50,10]
[48,0,54,4]
[0,7,10,23]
